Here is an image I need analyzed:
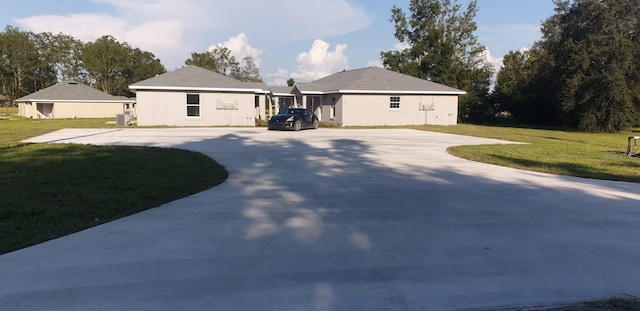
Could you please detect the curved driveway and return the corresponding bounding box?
[3,128,640,310]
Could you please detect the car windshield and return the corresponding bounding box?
[279,109,304,115]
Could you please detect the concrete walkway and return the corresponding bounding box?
[2,128,640,310]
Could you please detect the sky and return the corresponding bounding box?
[0,0,556,86]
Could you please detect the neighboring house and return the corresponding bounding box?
[129,65,268,126]
[292,67,465,126]
[16,81,135,119]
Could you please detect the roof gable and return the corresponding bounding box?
[129,65,264,92]
[296,67,465,95]
[16,81,131,102]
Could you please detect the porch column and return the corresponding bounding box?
[258,95,266,120]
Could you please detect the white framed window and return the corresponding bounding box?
[390,96,401,110]
[186,94,200,117]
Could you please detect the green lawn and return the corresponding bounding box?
[0,108,228,254]
[410,124,640,183]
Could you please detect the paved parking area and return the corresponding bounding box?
[2,128,640,310]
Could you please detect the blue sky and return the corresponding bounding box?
[0,0,555,85]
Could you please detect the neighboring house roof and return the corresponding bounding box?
[269,86,294,97]
[15,81,134,103]
[129,65,265,93]
[294,67,466,95]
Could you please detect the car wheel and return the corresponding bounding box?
[312,120,319,129]
[293,120,302,131]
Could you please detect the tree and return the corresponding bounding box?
[0,26,55,101]
[286,78,295,87]
[536,0,640,131]
[185,46,238,75]
[185,47,262,82]
[381,0,493,122]
[123,48,166,94]
[230,56,262,82]
[82,35,129,95]
[35,32,85,82]
[83,35,165,96]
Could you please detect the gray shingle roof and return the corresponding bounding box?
[269,86,294,95]
[130,65,264,92]
[16,81,132,102]
[243,81,270,93]
[295,67,465,95]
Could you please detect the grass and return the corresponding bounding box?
[410,124,640,183]
[0,107,228,254]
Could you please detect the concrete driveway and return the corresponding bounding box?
[3,128,640,310]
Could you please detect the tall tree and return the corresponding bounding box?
[82,35,129,95]
[35,32,86,82]
[286,78,295,87]
[83,35,165,96]
[230,55,262,82]
[123,48,166,94]
[185,46,238,75]
[185,47,262,81]
[381,0,493,122]
[0,26,55,101]
[537,0,640,131]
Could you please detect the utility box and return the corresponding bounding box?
[116,113,125,126]
[627,136,639,156]
[116,112,131,126]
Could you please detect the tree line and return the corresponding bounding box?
[0,25,263,102]
[0,26,166,99]
[382,0,640,132]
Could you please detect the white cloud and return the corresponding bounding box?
[291,39,349,82]
[483,48,503,72]
[210,33,263,67]
[266,68,291,86]
[476,24,541,59]
[15,0,371,69]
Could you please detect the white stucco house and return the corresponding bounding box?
[129,65,464,127]
[292,67,465,126]
[129,65,268,127]
[16,81,134,119]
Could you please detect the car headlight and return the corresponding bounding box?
[286,116,294,122]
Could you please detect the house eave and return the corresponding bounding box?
[298,90,466,95]
[130,86,265,93]
[15,99,136,103]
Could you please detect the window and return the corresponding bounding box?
[186,94,200,117]
[390,96,401,110]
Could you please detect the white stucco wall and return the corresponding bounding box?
[136,90,256,126]
[337,94,458,126]
[54,102,124,118]
[18,101,125,119]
